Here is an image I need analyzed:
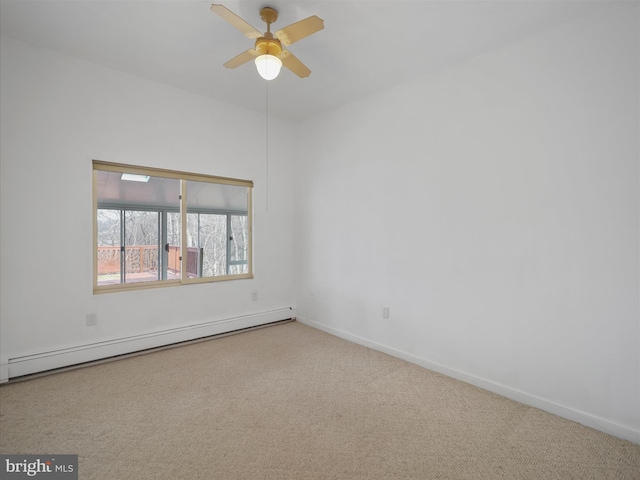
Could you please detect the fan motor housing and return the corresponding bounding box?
[255,37,282,56]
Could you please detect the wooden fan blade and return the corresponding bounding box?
[275,15,324,46]
[278,50,311,78]
[210,4,262,39]
[224,49,258,69]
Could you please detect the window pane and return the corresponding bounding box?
[95,170,180,285]
[188,213,227,278]
[167,212,181,280]
[229,215,248,275]
[97,209,122,285]
[124,210,159,283]
[186,180,248,278]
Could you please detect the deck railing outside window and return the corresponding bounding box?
[96,245,205,284]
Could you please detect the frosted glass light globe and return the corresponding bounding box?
[255,54,282,81]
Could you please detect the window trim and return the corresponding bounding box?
[93,160,253,294]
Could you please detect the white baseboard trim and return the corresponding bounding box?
[297,316,640,445]
[0,361,8,383]
[7,308,295,380]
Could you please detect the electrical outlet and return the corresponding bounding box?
[86,313,97,327]
[382,307,390,319]
[251,292,258,301]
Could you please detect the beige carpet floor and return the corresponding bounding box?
[1,321,638,479]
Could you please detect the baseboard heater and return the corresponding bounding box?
[7,308,295,381]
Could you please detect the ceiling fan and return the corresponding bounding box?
[210,4,324,80]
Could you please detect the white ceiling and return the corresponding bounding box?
[0,0,618,122]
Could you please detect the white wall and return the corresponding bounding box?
[294,3,639,442]
[0,37,296,379]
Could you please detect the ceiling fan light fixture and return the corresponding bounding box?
[255,54,282,80]
[211,4,323,79]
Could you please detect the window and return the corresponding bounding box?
[93,160,253,293]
